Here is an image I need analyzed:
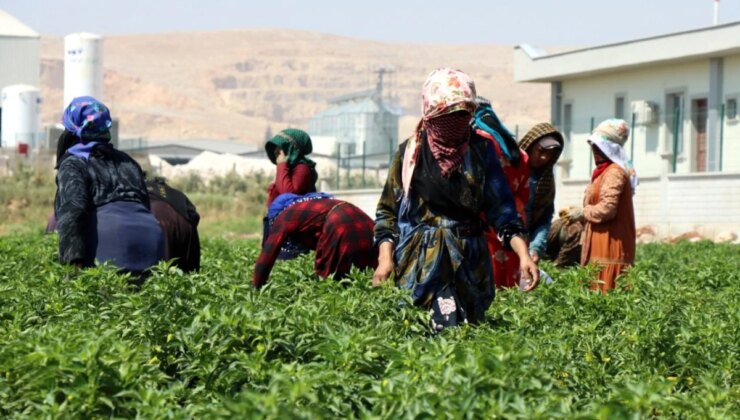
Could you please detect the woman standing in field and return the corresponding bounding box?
[372,68,539,332]
[569,119,637,292]
[518,123,564,266]
[54,97,164,275]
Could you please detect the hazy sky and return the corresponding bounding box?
[2,0,740,46]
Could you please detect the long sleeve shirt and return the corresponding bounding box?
[266,162,317,206]
[55,148,150,264]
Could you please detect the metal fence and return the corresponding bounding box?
[332,147,393,190]
[118,137,148,152]
[550,103,738,180]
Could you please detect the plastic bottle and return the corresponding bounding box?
[519,269,555,291]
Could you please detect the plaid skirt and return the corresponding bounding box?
[315,203,378,278]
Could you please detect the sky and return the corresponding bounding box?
[2,0,740,46]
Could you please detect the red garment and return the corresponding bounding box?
[591,162,610,182]
[266,162,318,207]
[477,129,530,289]
[253,199,377,288]
[582,164,636,293]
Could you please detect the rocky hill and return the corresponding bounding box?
[40,29,551,144]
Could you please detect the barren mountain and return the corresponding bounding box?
[40,29,551,144]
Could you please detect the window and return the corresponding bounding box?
[563,103,572,141]
[666,93,684,154]
[615,96,625,120]
[563,103,573,169]
[727,98,738,120]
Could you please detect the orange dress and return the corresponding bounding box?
[477,129,530,289]
[581,164,636,293]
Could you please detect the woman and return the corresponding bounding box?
[55,96,164,274]
[570,119,637,292]
[264,128,318,207]
[518,123,564,265]
[147,177,201,272]
[545,207,584,268]
[373,68,539,332]
[263,128,319,259]
[474,98,530,288]
[254,193,377,288]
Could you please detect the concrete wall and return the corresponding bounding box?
[555,173,740,238]
[329,172,740,241]
[329,188,382,219]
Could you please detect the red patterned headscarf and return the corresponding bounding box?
[402,69,477,192]
[423,111,472,177]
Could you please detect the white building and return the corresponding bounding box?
[0,10,39,92]
[0,10,40,148]
[515,22,740,239]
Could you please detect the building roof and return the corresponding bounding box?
[0,10,39,38]
[329,89,376,104]
[144,139,259,155]
[515,21,740,82]
[312,96,403,120]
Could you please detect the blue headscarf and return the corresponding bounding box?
[473,98,521,166]
[267,192,334,221]
[62,96,113,143]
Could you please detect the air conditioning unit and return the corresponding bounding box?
[631,100,659,125]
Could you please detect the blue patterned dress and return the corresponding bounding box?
[374,131,526,331]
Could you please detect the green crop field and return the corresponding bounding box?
[0,235,738,418]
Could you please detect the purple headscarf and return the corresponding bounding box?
[62,96,113,142]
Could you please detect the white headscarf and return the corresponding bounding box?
[587,118,638,191]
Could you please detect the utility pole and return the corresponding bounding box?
[714,0,720,26]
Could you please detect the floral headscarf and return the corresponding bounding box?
[421,68,477,120]
[62,96,112,142]
[588,118,638,191]
[402,69,477,194]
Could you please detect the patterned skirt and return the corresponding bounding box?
[394,218,495,332]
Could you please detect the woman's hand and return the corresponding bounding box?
[275,149,288,164]
[510,236,540,292]
[566,207,584,222]
[519,257,540,292]
[372,260,394,287]
[372,241,395,287]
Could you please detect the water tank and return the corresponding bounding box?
[1,84,41,149]
[64,32,103,108]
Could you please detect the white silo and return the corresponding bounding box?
[1,84,41,149]
[64,32,103,108]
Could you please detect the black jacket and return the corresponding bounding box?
[55,145,149,263]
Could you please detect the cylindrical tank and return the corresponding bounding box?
[64,32,103,108]
[1,84,42,149]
